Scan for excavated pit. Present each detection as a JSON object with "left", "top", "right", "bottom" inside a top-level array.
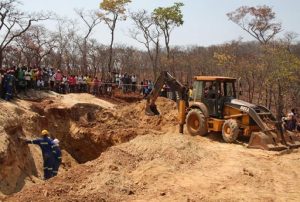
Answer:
[
  {"left": 0, "top": 94, "right": 178, "bottom": 199},
  {"left": 29, "top": 95, "right": 177, "bottom": 164},
  {"left": 30, "top": 101, "right": 138, "bottom": 163},
  {"left": 31, "top": 102, "right": 109, "bottom": 163}
]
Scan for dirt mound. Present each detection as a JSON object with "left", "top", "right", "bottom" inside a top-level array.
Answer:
[
  {"left": 1, "top": 93, "right": 179, "bottom": 199},
  {"left": 7, "top": 132, "right": 300, "bottom": 201},
  {"left": 116, "top": 96, "right": 178, "bottom": 130}
]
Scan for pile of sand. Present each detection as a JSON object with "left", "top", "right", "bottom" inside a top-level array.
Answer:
[{"left": 7, "top": 132, "right": 300, "bottom": 202}]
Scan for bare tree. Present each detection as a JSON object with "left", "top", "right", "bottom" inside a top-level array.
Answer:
[
  {"left": 130, "top": 10, "right": 161, "bottom": 79},
  {"left": 75, "top": 9, "right": 101, "bottom": 74},
  {"left": 283, "top": 31, "right": 299, "bottom": 53},
  {"left": 0, "top": 0, "right": 51, "bottom": 68}
]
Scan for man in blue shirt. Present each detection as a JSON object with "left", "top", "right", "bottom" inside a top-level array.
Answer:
[{"left": 22, "top": 130, "right": 56, "bottom": 180}]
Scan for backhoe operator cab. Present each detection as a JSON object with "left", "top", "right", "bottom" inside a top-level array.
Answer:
[{"left": 191, "top": 76, "right": 237, "bottom": 119}]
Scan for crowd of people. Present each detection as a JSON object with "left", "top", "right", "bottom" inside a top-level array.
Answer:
[{"left": 0, "top": 66, "right": 156, "bottom": 101}]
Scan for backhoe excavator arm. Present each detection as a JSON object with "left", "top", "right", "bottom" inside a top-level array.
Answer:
[{"left": 145, "top": 71, "right": 188, "bottom": 133}]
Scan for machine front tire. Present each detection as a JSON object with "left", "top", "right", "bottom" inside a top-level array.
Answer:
[
  {"left": 186, "top": 109, "right": 208, "bottom": 136},
  {"left": 222, "top": 119, "right": 240, "bottom": 143}
]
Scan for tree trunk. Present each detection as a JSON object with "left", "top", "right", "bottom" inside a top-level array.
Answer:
[
  {"left": 268, "top": 87, "right": 272, "bottom": 110},
  {"left": 276, "top": 82, "right": 284, "bottom": 120},
  {"left": 265, "top": 87, "right": 269, "bottom": 107},
  {"left": 108, "top": 29, "right": 115, "bottom": 73},
  {"left": 82, "top": 41, "right": 87, "bottom": 75},
  {"left": 0, "top": 50, "right": 3, "bottom": 69}
]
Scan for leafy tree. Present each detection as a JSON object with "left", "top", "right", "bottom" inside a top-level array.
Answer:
[
  {"left": 227, "top": 5, "right": 282, "bottom": 45},
  {"left": 152, "top": 2, "right": 184, "bottom": 73},
  {"left": 227, "top": 5, "right": 284, "bottom": 110},
  {"left": 99, "top": 0, "right": 131, "bottom": 73},
  {"left": 264, "top": 45, "right": 300, "bottom": 118}
]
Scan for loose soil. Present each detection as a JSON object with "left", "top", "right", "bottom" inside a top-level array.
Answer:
[{"left": 1, "top": 92, "right": 300, "bottom": 201}]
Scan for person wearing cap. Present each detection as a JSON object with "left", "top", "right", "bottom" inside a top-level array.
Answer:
[
  {"left": 51, "top": 138, "right": 62, "bottom": 176},
  {"left": 21, "top": 130, "right": 55, "bottom": 180}
]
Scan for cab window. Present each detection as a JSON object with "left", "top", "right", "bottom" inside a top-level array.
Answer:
[
  {"left": 192, "top": 81, "right": 202, "bottom": 100},
  {"left": 225, "top": 82, "right": 235, "bottom": 97}
]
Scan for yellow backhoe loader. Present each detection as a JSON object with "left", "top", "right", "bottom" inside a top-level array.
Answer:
[{"left": 146, "top": 71, "right": 300, "bottom": 150}]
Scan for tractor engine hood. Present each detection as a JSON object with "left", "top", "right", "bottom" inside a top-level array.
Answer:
[{"left": 228, "top": 99, "right": 257, "bottom": 108}]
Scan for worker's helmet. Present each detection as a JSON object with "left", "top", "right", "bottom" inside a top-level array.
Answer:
[
  {"left": 53, "top": 138, "right": 60, "bottom": 146},
  {"left": 41, "top": 130, "right": 49, "bottom": 136}
]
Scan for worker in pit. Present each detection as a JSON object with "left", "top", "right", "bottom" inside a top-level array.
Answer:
[
  {"left": 51, "top": 138, "right": 62, "bottom": 176},
  {"left": 20, "top": 130, "right": 55, "bottom": 180}
]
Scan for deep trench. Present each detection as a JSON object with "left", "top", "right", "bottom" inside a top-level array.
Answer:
[
  {"left": 0, "top": 97, "right": 145, "bottom": 197},
  {"left": 30, "top": 102, "right": 121, "bottom": 164}
]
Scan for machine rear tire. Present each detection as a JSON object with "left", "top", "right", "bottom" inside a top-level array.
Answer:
[
  {"left": 222, "top": 119, "right": 239, "bottom": 143},
  {"left": 186, "top": 109, "right": 208, "bottom": 136}
]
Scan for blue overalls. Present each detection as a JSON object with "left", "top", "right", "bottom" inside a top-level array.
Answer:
[
  {"left": 27, "top": 136, "right": 55, "bottom": 180},
  {"left": 4, "top": 74, "right": 15, "bottom": 101},
  {"left": 52, "top": 143, "right": 62, "bottom": 176}
]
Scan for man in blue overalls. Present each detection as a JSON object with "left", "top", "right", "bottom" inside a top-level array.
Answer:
[
  {"left": 23, "top": 130, "right": 55, "bottom": 180},
  {"left": 51, "top": 138, "right": 62, "bottom": 176},
  {"left": 3, "top": 70, "right": 16, "bottom": 101}
]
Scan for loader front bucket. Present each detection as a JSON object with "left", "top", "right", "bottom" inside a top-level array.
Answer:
[
  {"left": 145, "top": 103, "right": 160, "bottom": 116},
  {"left": 283, "top": 131, "right": 300, "bottom": 149},
  {"left": 248, "top": 131, "right": 288, "bottom": 151}
]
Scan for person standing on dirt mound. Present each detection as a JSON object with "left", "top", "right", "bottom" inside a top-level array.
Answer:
[
  {"left": 20, "top": 130, "right": 56, "bottom": 180},
  {"left": 3, "top": 70, "right": 16, "bottom": 101},
  {"left": 51, "top": 138, "right": 62, "bottom": 176}
]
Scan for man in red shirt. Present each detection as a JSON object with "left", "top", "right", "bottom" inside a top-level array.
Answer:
[{"left": 68, "top": 75, "right": 76, "bottom": 93}]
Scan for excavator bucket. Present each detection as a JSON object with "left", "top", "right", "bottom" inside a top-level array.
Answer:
[
  {"left": 145, "top": 103, "right": 160, "bottom": 116},
  {"left": 248, "top": 131, "right": 287, "bottom": 151},
  {"left": 248, "top": 131, "right": 300, "bottom": 151}
]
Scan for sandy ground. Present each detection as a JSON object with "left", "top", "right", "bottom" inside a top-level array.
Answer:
[
  {"left": 6, "top": 132, "right": 300, "bottom": 202},
  {"left": 1, "top": 93, "right": 300, "bottom": 201}
]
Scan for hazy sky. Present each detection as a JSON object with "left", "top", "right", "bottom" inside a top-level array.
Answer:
[{"left": 22, "top": 0, "right": 300, "bottom": 49}]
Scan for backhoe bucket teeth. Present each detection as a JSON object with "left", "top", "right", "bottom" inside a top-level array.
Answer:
[
  {"left": 283, "top": 131, "right": 300, "bottom": 148},
  {"left": 248, "top": 132, "right": 288, "bottom": 151},
  {"left": 145, "top": 104, "right": 160, "bottom": 116}
]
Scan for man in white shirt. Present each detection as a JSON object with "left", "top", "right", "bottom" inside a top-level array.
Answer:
[{"left": 131, "top": 75, "right": 137, "bottom": 92}]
